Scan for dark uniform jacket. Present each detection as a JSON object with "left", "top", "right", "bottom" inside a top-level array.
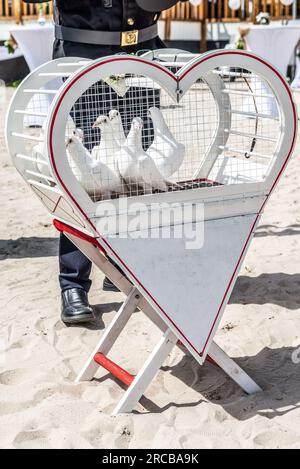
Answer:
[{"left": 22, "top": 1, "right": 171, "bottom": 59}]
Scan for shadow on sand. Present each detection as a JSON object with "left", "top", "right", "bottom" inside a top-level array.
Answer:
[
  {"left": 90, "top": 344, "right": 300, "bottom": 418},
  {"left": 230, "top": 273, "right": 300, "bottom": 310},
  {"left": 0, "top": 237, "right": 58, "bottom": 259},
  {"left": 131, "top": 345, "right": 300, "bottom": 417},
  {"left": 255, "top": 223, "right": 300, "bottom": 238},
  {"left": 3, "top": 235, "right": 300, "bottom": 418},
  {"left": 63, "top": 302, "right": 123, "bottom": 332}
]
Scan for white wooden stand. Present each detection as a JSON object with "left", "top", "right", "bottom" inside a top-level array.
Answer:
[{"left": 66, "top": 230, "right": 262, "bottom": 415}]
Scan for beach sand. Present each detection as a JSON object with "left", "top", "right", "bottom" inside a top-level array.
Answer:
[{"left": 0, "top": 85, "right": 300, "bottom": 449}]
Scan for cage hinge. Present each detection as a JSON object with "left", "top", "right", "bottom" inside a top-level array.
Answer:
[{"left": 176, "top": 82, "right": 183, "bottom": 103}]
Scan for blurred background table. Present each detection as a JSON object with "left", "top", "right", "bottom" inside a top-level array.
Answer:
[
  {"left": 10, "top": 23, "right": 54, "bottom": 71},
  {"left": 240, "top": 24, "right": 300, "bottom": 116},
  {"left": 242, "top": 24, "right": 300, "bottom": 76},
  {"left": 9, "top": 23, "right": 55, "bottom": 126}
]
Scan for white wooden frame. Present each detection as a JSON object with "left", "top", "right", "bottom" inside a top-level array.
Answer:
[
  {"left": 43, "top": 51, "right": 296, "bottom": 360},
  {"left": 47, "top": 51, "right": 296, "bottom": 222},
  {"left": 66, "top": 231, "right": 262, "bottom": 414},
  {"left": 5, "top": 50, "right": 297, "bottom": 414}
]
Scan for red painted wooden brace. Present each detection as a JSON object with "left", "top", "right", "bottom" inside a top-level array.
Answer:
[
  {"left": 53, "top": 219, "right": 106, "bottom": 254},
  {"left": 94, "top": 353, "right": 135, "bottom": 387}
]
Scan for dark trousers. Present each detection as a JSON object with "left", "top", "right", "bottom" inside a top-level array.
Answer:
[
  {"left": 59, "top": 84, "right": 160, "bottom": 292},
  {"left": 59, "top": 234, "right": 92, "bottom": 292}
]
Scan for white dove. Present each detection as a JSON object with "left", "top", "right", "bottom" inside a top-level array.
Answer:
[
  {"left": 115, "top": 117, "right": 169, "bottom": 194},
  {"left": 91, "top": 115, "right": 120, "bottom": 172},
  {"left": 147, "top": 107, "right": 185, "bottom": 179},
  {"left": 66, "top": 132, "right": 122, "bottom": 199},
  {"left": 69, "top": 128, "right": 84, "bottom": 142},
  {"left": 109, "top": 109, "right": 126, "bottom": 147}
]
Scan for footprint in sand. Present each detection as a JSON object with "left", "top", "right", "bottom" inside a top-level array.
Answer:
[
  {"left": 0, "top": 368, "right": 33, "bottom": 386},
  {"left": 13, "top": 430, "right": 50, "bottom": 449}
]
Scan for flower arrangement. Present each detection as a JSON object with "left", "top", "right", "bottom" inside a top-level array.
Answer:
[
  {"left": 256, "top": 12, "right": 271, "bottom": 25},
  {"left": 105, "top": 75, "right": 128, "bottom": 97},
  {"left": 107, "top": 74, "right": 126, "bottom": 85},
  {"left": 4, "top": 36, "right": 17, "bottom": 55},
  {"left": 235, "top": 36, "right": 245, "bottom": 50}
]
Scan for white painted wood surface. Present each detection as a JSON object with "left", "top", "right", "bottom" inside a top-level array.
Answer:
[
  {"left": 76, "top": 287, "right": 141, "bottom": 383},
  {"left": 113, "top": 329, "right": 178, "bottom": 414}
]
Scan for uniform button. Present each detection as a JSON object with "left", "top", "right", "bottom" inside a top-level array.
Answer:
[{"left": 127, "top": 18, "right": 135, "bottom": 26}]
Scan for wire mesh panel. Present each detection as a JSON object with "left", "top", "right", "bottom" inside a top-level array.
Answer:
[
  {"left": 6, "top": 52, "right": 294, "bottom": 225},
  {"left": 206, "top": 65, "right": 281, "bottom": 185},
  {"left": 62, "top": 60, "right": 282, "bottom": 203},
  {"left": 64, "top": 73, "right": 219, "bottom": 202}
]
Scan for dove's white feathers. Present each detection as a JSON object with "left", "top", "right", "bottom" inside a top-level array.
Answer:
[
  {"left": 147, "top": 107, "right": 185, "bottom": 179},
  {"left": 109, "top": 110, "right": 126, "bottom": 147},
  {"left": 32, "top": 122, "right": 84, "bottom": 184},
  {"left": 91, "top": 115, "right": 120, "bottom": 172},
  {"left": 115, "top": 117, "right": 169, "bottom": 193},
  {"left": 67, "top": 134, "right": 121, "bottom": 198}
]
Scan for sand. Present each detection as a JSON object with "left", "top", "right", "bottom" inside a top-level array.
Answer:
[{"left": 0, "top": 85, "right": 300, "bottom": 449}]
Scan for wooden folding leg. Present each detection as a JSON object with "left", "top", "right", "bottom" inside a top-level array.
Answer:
[
  {"left": 208, "top": 341, "right": 262, "bottom": 395},
  {"left": 76, "top": 287, "right": 141, "bottom": 383},
  {"left": 113, "top": 329, "right": 178, "bottom": 415},
  {"left": 66, "top": 231, "right": 262, "bottom": 410}
]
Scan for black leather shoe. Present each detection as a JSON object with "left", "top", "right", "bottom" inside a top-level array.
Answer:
[
  {"left": 102, "top": 276, "right": 121, "bottom": 293},
  {"left": 61, "top": 288, "right": 95, "bottom": 324},
  {"left": 103, "top": 257, "right": 130, "bottom": 292}
]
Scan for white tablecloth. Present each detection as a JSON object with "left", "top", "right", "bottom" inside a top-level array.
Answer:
[
  {"left": 245, "top": 24, "right": 300, "bottom": 75},
  {"left": 10, "top": 23, "right": 54, "bottom": 71},
  {"left": 10, "top": 23, "right": 55, "bottom": 125},
  {"left": 244, "top": 25, "right": 300, "bottom": 116}
]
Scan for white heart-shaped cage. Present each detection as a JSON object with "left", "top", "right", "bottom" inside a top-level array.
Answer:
[
  {"left": 5, "top": 49, "right": 298, "bottom": 359},
  {"left": 6, "top": 49, "right": 297, "bottom": 237}
]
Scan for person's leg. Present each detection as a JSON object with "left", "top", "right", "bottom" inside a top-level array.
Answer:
[
  {"left": 59, "top": 234, "right": 92, "bottom": 292},
  {"left": 67, "top": 83, "right": 124, "bottom": 292},
  {"left": 60, "top": 234, "right": 94, "bottom": 324},
  {"left": 60, "top": 81, "right": 153, "bottom": 298},
  {"left": 59, "top": 84, "right": 102, "bottom": 322}
]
